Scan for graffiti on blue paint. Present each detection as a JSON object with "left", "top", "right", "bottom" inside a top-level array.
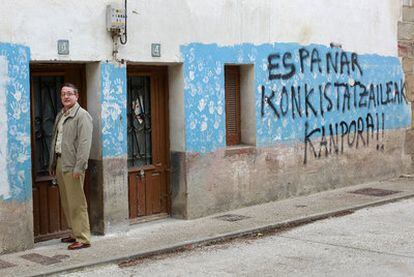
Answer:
[
  {"left": 181, "top": 43, "right": 411, "bottom": 162},
  {"left": 0, "top": 43, "right": 31, "bottom": 202},
  {"left": 260, "top": 46, "right": 409, "bottom": 163},
  {"left": 101, "top": 62, "right": 127, "bottom": 158}
]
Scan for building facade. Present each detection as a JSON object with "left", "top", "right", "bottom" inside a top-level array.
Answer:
[{"left": 0, "top": 0, "right": 413, "bottom": 253}]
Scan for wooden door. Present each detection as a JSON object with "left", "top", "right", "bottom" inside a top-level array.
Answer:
[
  {"left": 30, "top": 64, "right": 89, "bottom": 242},
  {"left": 127, "top": 66, "right": 170, "bottom": 220}
]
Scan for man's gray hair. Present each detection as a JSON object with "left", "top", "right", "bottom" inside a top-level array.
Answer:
[{"left": 61, "top": 82, "right": 79, "bottom": 94}]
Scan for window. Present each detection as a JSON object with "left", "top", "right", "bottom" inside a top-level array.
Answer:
[
  {"left": 225, "top": 65, "right": 241, "bottom": 146},
  {"left": 127, "top": 75, "right": 152, "bottom": 168}
]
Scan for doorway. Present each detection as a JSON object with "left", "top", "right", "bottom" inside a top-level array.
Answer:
[
  {"left": 30, "top": 64, "right": 90, "bottom": 242},
  {"left": 127, "top": 66, "right": 170, "bottom": 221}
]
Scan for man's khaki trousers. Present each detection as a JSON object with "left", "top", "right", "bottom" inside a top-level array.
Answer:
[{"left": 56, "top": 157, "right": 91, "bottom": 244}]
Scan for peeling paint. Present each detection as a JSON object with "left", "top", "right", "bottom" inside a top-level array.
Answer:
[
  {"left": 181, "top": 43, "right": 411, "bottom": 154},
  {"left": 0, "top": 56, "right": 10, "bottom": 200},
  {"left": 0, "top": 43, "right": 31, "bottom": 202},
  {"left": 100, "top": 62, "right": 127, "bottom": 158}
]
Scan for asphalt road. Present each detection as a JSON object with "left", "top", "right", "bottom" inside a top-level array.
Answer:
[{"left": 61, "top": 198, "right": 414, "bottom": 277}]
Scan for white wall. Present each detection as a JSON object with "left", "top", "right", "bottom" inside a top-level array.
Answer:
[
  {"left": 168, "top": 65, "right": 185, "bottom": 152},
  {"left": 86, "top": 62, "right": 102, "bottom": 160},
  {"left": 0, "top": 0, "right": 401, "bottom": 62},
  {"left": 240, "top": 64, "right": 256, "bottom": 145}
]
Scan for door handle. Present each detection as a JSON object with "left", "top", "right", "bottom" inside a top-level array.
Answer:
[
  {"left": 139, "top": 169, "right": 145, "bottom": 177},
  {"left": 49, "top": 177, "right": 58, "bottom": 187}
]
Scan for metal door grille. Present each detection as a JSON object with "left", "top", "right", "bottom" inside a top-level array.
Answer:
[
  {"left": 32, "top": 76, "right": 63, "bottom": 176},
  {"left": 127, "top": 76, "right": 152, "bottom": 168}
]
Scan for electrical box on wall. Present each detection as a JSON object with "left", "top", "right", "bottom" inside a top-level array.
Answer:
[{"left": 106, "top": 4, "right": 126, "bottom": 32}]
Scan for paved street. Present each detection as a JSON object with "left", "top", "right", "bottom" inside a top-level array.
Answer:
[{"left": 61, "top": 198, "right": 414, "bottom": 277}]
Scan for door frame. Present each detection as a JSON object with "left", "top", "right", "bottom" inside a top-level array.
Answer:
[{"left": 127, "top": 65, "right": 171, "bottom": 219}]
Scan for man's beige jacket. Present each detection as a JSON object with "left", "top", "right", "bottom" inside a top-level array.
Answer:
[{"left": 49, "top": 103, "right": 93, "bottom": 174}]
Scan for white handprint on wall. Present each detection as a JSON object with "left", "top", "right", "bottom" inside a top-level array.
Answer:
[{"left": 0, "top": 56, "right": 10, "bottom": 200}]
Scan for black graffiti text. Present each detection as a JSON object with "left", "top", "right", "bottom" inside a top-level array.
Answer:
[
  {"left": 303, "top": 112, "right": 385, "bottom": 164},
  {"left": 261, "top": 80, "right": 407, "bottom": 120},
  {"left": 268, "top": 47, "right": 363, "bottom": 81}
]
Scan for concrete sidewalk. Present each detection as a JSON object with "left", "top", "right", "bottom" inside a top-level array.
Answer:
[{"left": 1, "top": 177, "right": 414, "bottom": 277}]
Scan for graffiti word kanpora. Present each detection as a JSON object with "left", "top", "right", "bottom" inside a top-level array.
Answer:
[{"left": 260, "top": 47, "right": 408, "bottom": 164}]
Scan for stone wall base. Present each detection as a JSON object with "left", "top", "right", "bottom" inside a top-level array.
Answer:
[
  {"left": 172, "top": 129, "right": 410, "bottom": 219},
  {"left": 0, "top": 201, "right": 33, "bottom": 254}
]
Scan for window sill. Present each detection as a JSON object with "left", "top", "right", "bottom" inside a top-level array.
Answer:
[{"left": 224, "top": 145, "right": 256, "bottom": 157}]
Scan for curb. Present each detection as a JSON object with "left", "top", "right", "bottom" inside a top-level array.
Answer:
[{"left": 33, "top": 192, "right": 414, "bottom": 276}]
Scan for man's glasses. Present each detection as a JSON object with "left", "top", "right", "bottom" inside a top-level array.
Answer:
[{"left": 61, "top": 92, "right": 77, "bottom": 97}]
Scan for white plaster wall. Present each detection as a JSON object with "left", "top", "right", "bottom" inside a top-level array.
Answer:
[
  {"left": 169, "top": 65, "right": 185, "bottom": 152},
  {"left": 0, "top": 0, "right": 401, "bottom": 62},
  {"left": 240, "top": 64, "right": 256, "bottom": 145},
  {"left": 0, "top": 57, "right": 10, "bottom": 199},
  {"left": 86, "top": 62, "right": 102, "bottom": 160}
]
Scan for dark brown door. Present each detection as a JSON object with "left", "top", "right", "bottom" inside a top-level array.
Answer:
[
  {"left": 127, "top": 66, "right": 170, "bottom": 220},
  {"left": 30, "top": 64, "right": 89, "bottom": 242}
]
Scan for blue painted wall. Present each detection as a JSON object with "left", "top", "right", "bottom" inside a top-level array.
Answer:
[
  {"left": 100, "top": 62, "right": 128, "bottom": 158},
  {"left": 0, "top": 43, "right": 31, "bottom": 202},
  {"left": 181, "top": 43, "right": 411, "bottom": 154}
]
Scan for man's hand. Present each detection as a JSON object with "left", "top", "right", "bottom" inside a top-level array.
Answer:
[{"left": 73, "top": 172, "right": 81, "bottom": 179}]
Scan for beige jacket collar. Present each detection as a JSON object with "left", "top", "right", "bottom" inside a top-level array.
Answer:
[{"left": 62, "top": 102, "right": 80, "bottom": 118}]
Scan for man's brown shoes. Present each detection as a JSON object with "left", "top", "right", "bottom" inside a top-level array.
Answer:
[
  {"left": 61, "top": 237, "right": 76, "bottom": 243},
  {"left": 61, "top": 236, "right": 91, "bottom": 250},
  {"left": 68, "top": 242, "right": 91, "bottom": 250}
]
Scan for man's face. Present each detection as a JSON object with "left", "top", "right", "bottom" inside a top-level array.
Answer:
[{"left": 60, "top": 86, "right": 79, "bottom": 110}]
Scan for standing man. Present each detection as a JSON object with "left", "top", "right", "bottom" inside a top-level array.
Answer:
[{"left": 49, "top": 82, "right": 93, "bottom": 250}]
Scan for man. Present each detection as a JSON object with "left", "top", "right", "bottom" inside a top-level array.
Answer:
[{"left": 49, "top": 82, "right": 93, "bottom": 250}]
